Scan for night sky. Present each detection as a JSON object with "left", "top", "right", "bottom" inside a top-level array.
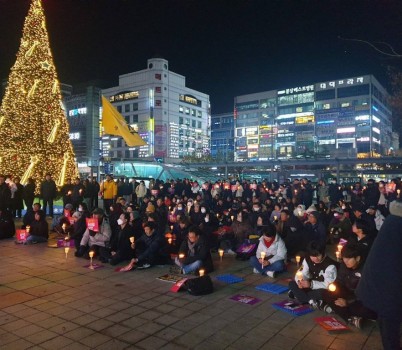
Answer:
[{"left": 1, "top": 0, "right": 402, "bottom": 113}]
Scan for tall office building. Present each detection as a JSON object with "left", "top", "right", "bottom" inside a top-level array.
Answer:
[
  {"left": 233, "top": 75, "right": 392, "bottom": 161},
  {"left": 64, "top": 85, "right": 102, "bottom": 174},
  {"left": 102, "top": 58, "right": 210, "bottom": 162},
  {"left": 211, "top": 112, "right": 235, "bottom": 161}
]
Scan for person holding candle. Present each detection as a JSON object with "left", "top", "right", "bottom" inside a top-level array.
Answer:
[
  {"left": 101, "top": 212, "right": 135, "bottom": 265},
  {"left": 320, "top": 244, "right": 376, "bottom": 329},
  {"left": 121, "top": 222, "right": 170, "bottom": 270},
  {"left": 60, "top": 178, "right": 73, "bottom": 209},
  {"left": 24, "top": 209, "right": 49, "bottom": 244},
  {"left": 288, "top": 240, "right": 337, "bottom": 309},
  {"left": 348, "top": 219, "right": 374, "bottom": 262},
  {"left": 250, "top": 224, "right": 287, "bottom": 278},
  {"left": 173, "top": 226, "right": 214, "bottom": 275},
  {"left": 22, "top": 202, "right": 41, "bottom": 228},
  {"left": 75, "top": 208, "right": 111, "bottom": 258},
  {"left": 328, "top": 207, "right": 352, "bottom": 243}
]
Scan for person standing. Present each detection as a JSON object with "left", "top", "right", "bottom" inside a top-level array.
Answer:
[
  {"left": 90, "top": 177, "right": 100, "bottom": 209},
  {"left": 13, "top": 176, "right": 24, "bottom": 218},
  {"left": 100, "top": 174, "right": 117, "bottom": 215},
  {"left": 40, "top": 173, "right": 57, "bottom": 218},
  {"left": 23, "top": 178, "right": 36, "bottom": 212},
  {"left": 0, "top": 174, "right": 11, "bottom": 213},
  {"left": 357, "top": 199, "right": 402, "bottom": 350}
]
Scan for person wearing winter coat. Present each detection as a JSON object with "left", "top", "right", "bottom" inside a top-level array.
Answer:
[
  {"left": 102, "top": 212, "right": 135, "bottom": 265},
  {"left": 288, "top": 241, "right": 337, "bottom": 309},
  {"left": 25, "top": 209, "right": 49, "bottom": 244},
  {"left": 0, "top": 182, "right": 11, "bottom": 215},
  {"left": 357, "top": 199, "right": 402, "bottom": 350},
  {"left": 23, "top": 178, "right": 36, "bottom": 211},
  {"left": 250, "top": 224, "right": 287, "bottom": 278},
  {"left": 320, "top": 243, "right": 376, "bottom": 329},
  {"left": 75, "top": 208, "right": 112, "bottom": 258},
  {"left": 100, "top": 175, "right": 117, "bottom": 215},
  {"left": 175, "top": 225, "right": 214, "bottom": 275},
  {"left": 135, "top": 181, "right": 147, "bottom": 205},
  {"left": 0, "top": 209, "right": 15, "bottom": 239},
  {"left": 40, "top": 173, "right": 57, "bottom": 217},
  {"left": 12, "top": 176, "right": 24, "bottom": 218}
]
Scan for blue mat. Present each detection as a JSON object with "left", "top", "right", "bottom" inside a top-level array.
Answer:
[
  {"left": 272, "top": 299, "right": 314, "bottom": 316},
  {"left": 255, "top": 283, "right": 288, "bottom": 294},
  {"left": 216, "top": 274, "right": 245, "bottom": 284}
]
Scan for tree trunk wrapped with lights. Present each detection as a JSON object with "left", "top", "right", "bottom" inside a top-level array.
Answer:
[{"left": 0, "top": 0, "right": 78, "bottom": 192}]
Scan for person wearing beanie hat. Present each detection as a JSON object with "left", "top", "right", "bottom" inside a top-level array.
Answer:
[{"left": 145, "top": 202, "right": 155, "bottom": 214}]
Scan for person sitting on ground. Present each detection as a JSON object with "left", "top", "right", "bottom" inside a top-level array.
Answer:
[
  {"left": 304, "top": 211, "right": 327, "bottom": 248},
  {"left": 250, "top": 224, "right": 287, "bottom": 278},
  {"left": 101, "top": 212, "right": 135, "bottom": 265},
  {"left": 320, "top": 243, "right": 376, "bottom": 329},
  {"left": 276, "top": 209, "right": 304, "bottom": 258},
  {"left": 348, "top": 219, "right": 374, "bottom": 262},
  {"left": 75, "top": 208, "right": 111, "bottom": 258},
  {"left": 0, "top": 208, "right": 15, "bottom": 239},
  {"left": 120, "top": 222, "right": 170, "bottom": 271},
  {"left": 70, "top": 203, "right": 90, "bottom": 249},
  {"left": 288, "top": 240, "right": 337, "bottom": 309},
  {"left": 22, "top": 202, "right": 41, "bottom": 228},
  {"left": 173, "top": 225, "right": 214, "bottom": 275},
  {"left": 52, "top": 203, "right": 74, "bottom": 233},
  {"left": 220, "top": 210, "right": 252, "bottom": 255},
  {"left": 328, "top": 207, "right": 352, "bottom": 243},
  {"left": 25, "top": 209, "right": 49, "bottom": 244}
]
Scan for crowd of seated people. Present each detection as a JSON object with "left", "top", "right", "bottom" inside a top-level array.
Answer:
[{"left": 3, "top": 174, "right": 402, "bottom": 345}]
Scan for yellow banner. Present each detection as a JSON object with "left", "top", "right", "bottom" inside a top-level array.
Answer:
[{"left": 102, "top": 96, "right": 147, "bottom": 147}]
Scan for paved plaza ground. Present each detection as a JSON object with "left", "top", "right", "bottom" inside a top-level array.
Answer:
[{"left": 0, "top": 233, "right": 387, "bottom": 350}]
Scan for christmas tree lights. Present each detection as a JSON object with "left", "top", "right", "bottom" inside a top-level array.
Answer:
[{"left": 0, "top": 0, "right": 78, "bottom": 192}]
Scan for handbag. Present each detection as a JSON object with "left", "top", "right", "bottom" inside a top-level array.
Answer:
[{"left": 184, "top": 275, "right": 214, "bottom": 295}]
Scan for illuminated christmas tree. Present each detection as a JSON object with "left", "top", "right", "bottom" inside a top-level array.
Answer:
[{"left": 0, "top": 0, "right": 78, "bottom": 192}]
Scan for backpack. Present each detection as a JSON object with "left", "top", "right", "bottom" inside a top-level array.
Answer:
[{"left": 184, "top": 275, "right": 214, "bottom": 295}]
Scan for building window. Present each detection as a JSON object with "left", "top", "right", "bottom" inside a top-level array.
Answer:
[
  {"left": 125, "top": 150, "right": 131, "bottom": 158},
  {"left": 125, "top": 115, "right": 130, "bottom": 124},
  {"left": 132, "top": 115, "right": 138, "bottom": 123},
  {"left": 192, "top": 120, "right": 196, "bottom": 127},
  {"left": 179, "top": 105, "right": 184, "bottom": 113},
  {"left": 316, "top": 89, "right": 336, "bottom": 101},
  {"left": 185, "top": 108, "right": 190, "bottom": 115},
  {"left": 133, "top": 103, "right": 138, "bottom": 111},
  {"left": 191, "top": 109, "right": 196, "bottom": 116},
  {"left": 117, "top": 105, "right": 122, "bottom": 113},
  {"left": 155, "top": 73, "right": 161, "bottom": 80},
  {"left": 179, "top": 117, "right": 183, "bottom": 124},
  {"left": 155, "top": 86, "right": 161, "bottom": 93},
  {"left": 125, "top": 104, "right": 130, "bottom": 112},
  {"left": 198, "top": 121, "right": 201, "bottom": 128}
]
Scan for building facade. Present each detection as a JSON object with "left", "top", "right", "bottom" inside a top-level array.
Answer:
[
  {"left": 211, "top": 112, "right": 235, "bottom": 161},
  {"left": 233, "top": 75, "right": 393, "bottom": 161},
  {"left": 64, "top": 85, "right": 102, "bottom": 174},
  {"left": 102, "top": 58, "right": 210, "bottom": 162}
]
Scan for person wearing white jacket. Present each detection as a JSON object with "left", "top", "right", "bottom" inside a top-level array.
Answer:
[
  {"left": 250, "top": 224, "right": 287, "bottom": 278},
  {"left": 288, "top": 240, "right": 337, "bottom": 309}
]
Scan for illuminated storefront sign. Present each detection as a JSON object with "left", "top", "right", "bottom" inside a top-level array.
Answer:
[
  {"left": 372, "top": 115, "right": 380, "bottom": 123},
  {"left": 318, "top": 76, "right": 365, "bottom": 90},
  {"left": 372, "top": 127, "right": 380, "bottom": 134},
  {"left": 295, "top": 115, "right": 314, "bottom": 124},
  {"left": 109, "top": 91, "right": 139, "bottom": 102},
  {"left": 357, "top": 137, "right": 370, "bottom": 142},
  {"left": 355, "top": 115, "right": 369, "bottom": 121},
  {"left": 68, "top": 107, "right": 87, "bottom": 116},
  {"left": 179, "top": 94, "right": 202, "bottom": 107},
  {"left": 278, "top": 85, "right": 314, "bottom": 95},
  {"left": 69, "top": 132, "right": 80, "bottom": 140},
  {"left": 337, "top": 127, "right": 355, "bottom": 134}
]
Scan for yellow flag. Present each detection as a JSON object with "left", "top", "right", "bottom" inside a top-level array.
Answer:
[{"left": 102, "top": 96, "right": 147, "bottom": 147}]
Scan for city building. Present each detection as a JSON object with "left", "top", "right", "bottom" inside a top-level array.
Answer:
[
  {"left": 102, "top": 58, "right": 210, "bottom": 163},
  {"left": 233, "top": 75, "right": 393, "bottom": 161},
  {"left": 64, "top": 84, "right": 102, "bottom": 175},
  {"left": 211, "top": 112, "right": 235, "bottom": 161}
]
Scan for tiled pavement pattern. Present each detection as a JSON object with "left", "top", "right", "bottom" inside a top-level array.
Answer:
[{"left": 0, "top": 237, "right": 386, "bottom": 350}]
